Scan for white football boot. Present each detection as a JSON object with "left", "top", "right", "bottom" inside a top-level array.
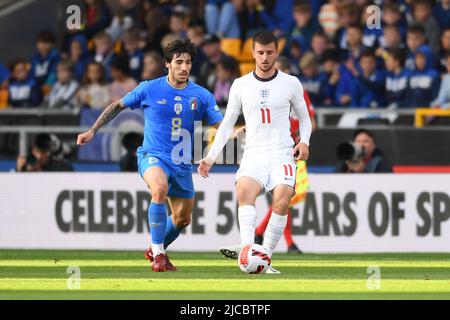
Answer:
[{"left": 265, "top": 265, "right": 281, "bottom": 274}]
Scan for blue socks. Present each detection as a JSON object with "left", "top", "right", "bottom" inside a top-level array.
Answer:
[
  {"left": 164, "top": 215, "right": 182, "bottom": 249},
  {"left": 148, "top": 202, "right": 167, "bottom": 245},
  {"left": 148, "top": 202, "right": 183, "bottom": 249}
]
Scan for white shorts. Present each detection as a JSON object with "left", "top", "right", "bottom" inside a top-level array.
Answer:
[{"left": 235, "top": 157, "right": 297, "bottom": 193}]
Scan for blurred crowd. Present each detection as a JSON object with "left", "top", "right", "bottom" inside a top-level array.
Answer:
[{"left": 0, "top": 0, "right": 449, "bottom": 113}]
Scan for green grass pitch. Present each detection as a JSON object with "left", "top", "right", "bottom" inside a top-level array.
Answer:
[{"left": 1, "top": 250, "right": 449, "bottom": 300}]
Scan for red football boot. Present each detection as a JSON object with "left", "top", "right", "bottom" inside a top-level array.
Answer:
[
  {"left": 152, "top": 253, "right": 178, "bottom": 272},
  {"left": 144, "top": 247, "right": 154, "bottom": 262}
]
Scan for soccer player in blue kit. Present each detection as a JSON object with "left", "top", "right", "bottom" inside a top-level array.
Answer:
[{"left": 77, "top": 39, "right": 223, "bottom": 272}]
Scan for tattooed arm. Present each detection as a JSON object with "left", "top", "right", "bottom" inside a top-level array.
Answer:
[{"left": 77, "top": 99, "right": 126, "bottom": 145}]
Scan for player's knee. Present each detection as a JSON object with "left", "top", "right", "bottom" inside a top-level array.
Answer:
[
  {"left": 237, "top": 189, "right": 257, "bottom": 205},
  {"left": 151, "top": 187, "right": 168, "bottom": 203},
  {"left": 173, "top": 215, "right": 191, "bottom": 228},
  {"left": 273, "top": 199, "right": 291, "bottom": 213}
]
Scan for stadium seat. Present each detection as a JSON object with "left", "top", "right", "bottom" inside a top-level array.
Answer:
[
  {"left": 220, "top": 38, "right": 241, "bottom": 60},
  {"left": 239, "top": 62, "right": 254, "bottom": 75},
  {"left": 0, "top": 89, "right": 8, "bottom": 109},
  {"left": 239, "top": 37, "right": 254, "bottom": 62}
]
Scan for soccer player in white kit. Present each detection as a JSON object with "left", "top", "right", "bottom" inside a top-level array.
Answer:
[{"left": 197, "top": 31, "right": 312, "bottom": 273}]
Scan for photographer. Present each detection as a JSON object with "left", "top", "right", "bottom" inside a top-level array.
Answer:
[
  {"left": 16, "top": 133, "right": 73, "bottom": 172},
  {"left": 335, "top": 129, "right": 393, "bottom": 173}
]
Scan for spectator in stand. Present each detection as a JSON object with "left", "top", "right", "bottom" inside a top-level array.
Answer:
[
  {"left": 47, "top": 60, "right": 80, "bottom": 109},
  {"left": 268, "top": 0, "right": 295, "bottom": 37},
  {"left": 385, "top": 48, "right": 412, "bottom": 108},
  {"left": 289, "top": 0, "right": 321, "bottom": 52},
  {"left": 344, "top": 25, "right": 365, "bottom": 68},
  {"left": 321, "top": 49, "right": 354, "bottom": 107},
  {"left": 380, "top": 3, "right": 407, "bottom": 45},
  {"left": 318, "top": 0, "right": 341, "bottom": 40},
  {"left": 311, "top": 31, "right": 332, "bottom": 65},
  {"left": 8, "top": 59, "right": 42, "bottom": 108},
  {"left": 16, "top": 133, "right": 73, "bottom": 172},
  {"left": 432, "top": 0, "right": 450, "bottom": 30},
  {"left": 376, "top": 25, "right": 405, "bottom": 61},
  {"left": 242, "top": 0, "right": 278, "bottom": 38},
  {"left": 105, "top": 5, "right": 134, "bottom": 42},
  {"left": 140, "top": 0, "right": 170, "bottom": 52},
  {"left": 123, "top": 28, "right": 145, "bottom": 82},
  {"left": 204, "top": 0, "right": 243, "bottom": 38},
  {"left": 407, "top": 49, "right": 440, "bottom": 107},
  {"left": 119, "top": 132, "right": 143, "bottom": 172},
  {"left": 187, "top": 24, "right": 208, "bottom": 80},
  {"left": 286, "top": 39, "right": 303, "bottom": 75},
  {"left": 348, "top": 50, "right": 386, "bottom": 108},
  {"left": 431, "top": 53, "right": 450, "bottom": 109},
  {"left": 31, "top": 30, "right": 60, "bottom": 90},
  {"left": 405, "top": 25, "right": 434, "bottom": 70},
  {"left": 199, "top": 34, "right": 238, "bottom": 91},
  {"left": 77, "top": 62, "right": 111, "bottom": 109},
  {"left": 410, "top": 0, "right": 441, "bottom": 56},
  {"left": 68, "top": 35, "right": 90, "bottom": 82},
  {"left": 141, "top": 51, "right": 165, "bottom": 81},
  {"left": 118, "top": 0, "right": 141, "bottom": 25},
  {"left": 110, "top": 57, "right": 137, "bottom": 102},
  {"left": 438, "top": 28, "right": 450, "bottom": 73},
  {"left": 335, "top": 128, "right": 393, "bottom": 173},
  {"left": 84, "top": 0, "right": 112, "bottom": 40},
  {"left": 335, "top": 4, "right": 362, "bottom": 51},
  {"left": 169, "top": 10, "right": 188, "bottom": 39},
  {"left": 92, "top": 32, "right": 118, "bottom": 81},
  {"left": 214, "top": 57, "right": 239, "bottom": 106},
  {"left": 299, "top": 52, "right": 330, "bottom": 107}
]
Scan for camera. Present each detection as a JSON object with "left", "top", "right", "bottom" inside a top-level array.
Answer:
[{"left": 337, "top": 141, "right": 365, "bottom": 163}]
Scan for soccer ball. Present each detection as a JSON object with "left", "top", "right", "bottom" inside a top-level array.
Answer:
[{"left": 238, "top": 244, "right": 271, "bottom": 274}]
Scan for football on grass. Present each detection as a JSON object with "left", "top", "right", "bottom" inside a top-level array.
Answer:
[{"left": 238, "top": 244, "right": 271, "bottom": 274}]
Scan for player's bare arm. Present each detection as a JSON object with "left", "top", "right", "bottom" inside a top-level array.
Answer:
[
  {"left": 76, "top": 99, "right": 126, "bottom": 145},
  {"left": 196, "top": 121, "right": 222, "bottom": 178}
]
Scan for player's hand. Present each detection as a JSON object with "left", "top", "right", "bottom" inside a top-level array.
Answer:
[
  {"left": 77, "top": 130, "right": 95, "bottom": 145},
  {"left": 234, "top": 126, "right": 246, "bottom": 139},
  {"left": 292, "top": 142, "right": 309, "bottom": 161},
  {"left": 196, "top": 157, "right": 214, "bottom": 178}
]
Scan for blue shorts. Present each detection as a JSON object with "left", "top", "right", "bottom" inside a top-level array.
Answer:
[{"left": 137, "top": 152, "right": 195, "bottom": 199}]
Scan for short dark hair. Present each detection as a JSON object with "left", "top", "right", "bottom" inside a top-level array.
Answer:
[
  {"left": 322, "top": 49, "right": 341, "bottom": 63},
  {"left": 276, "top": 56, "right": 291, "bottom": 71},
  {"left": 353, "top": 128, "right": 375, "bottom": 142},
  {"left": 8, "top": 58, "right": 28, "bottom": 72},
  {"left": 252, "top": 31, "right": 278, "bottom": 50},
  {"left": 110, "top": 56, "right": 130, "bottom": 75},
  {"left": 58, "top": 59, "right": 75, "bottom": 73},
  {"left": 408, "top": 24, "right": 426, "bottom": 36},
  {"left": 33, "top": 133, "right": 52, "bottom": 153},
  {"left": 163, "top": 38, "right": 196, "bottom": 63},
  {"left": 360, "top": 49, "right": 376, "bottom": 60},
  {"left": 37, "top": 30, "right": 56, "bottom": 44},
  {"left": 293, "top": 0, "right": 311, "bottom": 12},
  {"left": 388, "top": 48, "right": 407, "bottom": 67}
]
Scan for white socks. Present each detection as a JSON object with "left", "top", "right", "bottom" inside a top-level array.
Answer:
[
  {"left": 238, "top": 205, "right": 257, "bottom": 245},
  {"left": 263, "top": 212, "right": 288, "bottom": 257},
  {"left": 152, "top": 243, "right": 165, "bottom": 256}
]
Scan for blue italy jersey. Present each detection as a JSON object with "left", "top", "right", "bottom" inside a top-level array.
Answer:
[{"left": 122, "top": 76, "right": 223, "bottom": 175}]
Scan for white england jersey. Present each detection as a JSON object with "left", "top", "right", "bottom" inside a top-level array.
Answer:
[{"left": 207, "top": 70, "right": 312, "bottom": 163}]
